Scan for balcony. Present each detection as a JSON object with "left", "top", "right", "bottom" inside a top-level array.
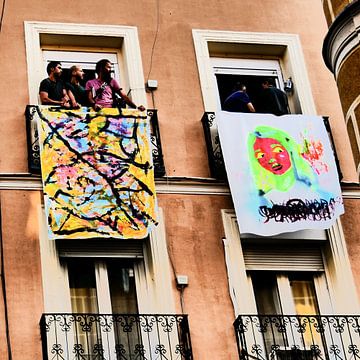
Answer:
[
  {"left": 201, "top": 112, "right": 342, "bottom": 181},
  {"left": 234, "top": 315, "right": 360, "bottom": 360},
  {"left": 201, "top": 112, "right": 226, "bottom": 180},
  {"left": 25, "top": 105, "right": 165, "bottom": 178},
  {"left": 40, "top": 313, "right": 193, "bottom": 360}
]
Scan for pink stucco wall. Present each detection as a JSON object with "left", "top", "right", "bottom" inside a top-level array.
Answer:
[{"left": 0, "top": 0, "right": 359, "bottom": 359}]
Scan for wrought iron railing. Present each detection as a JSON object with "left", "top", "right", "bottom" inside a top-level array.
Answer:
[
  {"left": 201, "top": 112, "right": 226, "bottom": 180},
  {"left": 234, "top": 315, "right": 360, "bottom": 360},
  {"left": 25, "top": 106, "right": 165, "bottom": 178},
  {"left": 40, "top": 313, "right": 193, "bottom": 360}
]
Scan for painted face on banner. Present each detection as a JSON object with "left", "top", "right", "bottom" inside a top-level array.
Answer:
[{"left": 253, "top": 137, "right": 291, "bottom": 175}]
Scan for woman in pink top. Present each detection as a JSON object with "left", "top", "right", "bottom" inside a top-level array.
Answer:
[{"left": 86, "top": 59, "right": 145, "bottom": 111}]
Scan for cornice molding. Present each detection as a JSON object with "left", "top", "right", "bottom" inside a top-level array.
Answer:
[
  {"left": 0, "top": 174, "right": 231, "bottom": 195},
  {"left": 1, "top": 174, "right": 359, "bottom": 198},
  {"left": 322, "top": 0, "right": 360, "bottom": 77}
]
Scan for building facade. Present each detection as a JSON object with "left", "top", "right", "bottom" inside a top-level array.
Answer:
[{"left": 0, "top": 0, "right": 359, "bottom": 359}]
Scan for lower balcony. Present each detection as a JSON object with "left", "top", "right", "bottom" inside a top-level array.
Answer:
[
  {"left": 40, "top": 313, "right": 192, "bottom": 360},
  {"left": 234, "top": 315, "right": 360, "bottom": 360}
]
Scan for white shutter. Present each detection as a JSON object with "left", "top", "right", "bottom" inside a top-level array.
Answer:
[
  {"left": 242, "top": 244, "right": 324, "bottom": 271},
  {"left": 57, "top": 239, "right": 144, "bottom": 258}
]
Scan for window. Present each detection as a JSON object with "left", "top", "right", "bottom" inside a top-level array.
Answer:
[
  {"left": 67, "top": 258, "right": 138, "bottom": 314},
  {"left": 221, "top": 209, "right": 359, "bottom": 315},
  {"left": 251, "top": 271, "right": 323, "bottom": 353},
  {"left": 192, "top": 29, "right": 316, "bottom": 114},
  {"left": 251, "top": 272, "right": 321, "bottom": 316},
  {"left": 211, "top": 58, "right": 288, "bottom": 113},
  {"left": 24, "top": 22, "right": 147, "bottom": 107},
  {"left": 66, "top": 258, "right": 139, "bottom": 359},
  {"left": 39, "top": 207, "right": 175, "bottom": 315},
  {"left": 39, "top": 207, "right": 177, "bottom": 358},
  {"left": 41, "top": 50, "right": 124, "bottom": 93}
]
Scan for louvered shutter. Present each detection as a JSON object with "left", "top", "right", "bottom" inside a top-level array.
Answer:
[
  {"left": 242, "top": 244, "right": 324, "bottom": 271},
  {"left": 57, "top": 239, "right": 144, "bottom": 258}
]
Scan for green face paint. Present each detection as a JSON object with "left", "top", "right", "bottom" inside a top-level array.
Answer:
[{"left": 248, "top": 126, "right": 315, "bottom": 195}]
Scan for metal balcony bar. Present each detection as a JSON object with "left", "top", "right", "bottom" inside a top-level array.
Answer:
[
  {"left": 25, "top": 105, "right": 165, "bottom": 178},
  {"left": 201, "top": 112, "right": 226, "bottom": 180},
  {"left": 40, "top": 313, "right": 193, "bottom": 360},
  {"left": 234, "top": 315, "right": 360, "bottom": 360}
]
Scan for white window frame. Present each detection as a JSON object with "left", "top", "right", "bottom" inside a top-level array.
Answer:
[
  {"left": 41, "top": 50, "right": 123, "bottom": 84},
  {"left": 39, "top": 207, "right": 175, "bottom": 315},
  {"left": 221, "top": 209, "right": 360, "bottom": 316},
  {"left": 211, "top": 57, "right": 286, "bottom": 111},
  {"left": 24, "top": 21, "right": 147, "bottom": 107},
  {"left": 192, "top": 29, "right": 317, "bottom": 114}
]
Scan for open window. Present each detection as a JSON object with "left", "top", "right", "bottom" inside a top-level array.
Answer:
[
  {"left": 24, "top": 22, "right": 147, "bottom": 107},
  {"left": 41, "top": 50, "right": 124, "bottom": 93},
  {"left": 211, "top": 58, "right": 288, "bottom": 113}
]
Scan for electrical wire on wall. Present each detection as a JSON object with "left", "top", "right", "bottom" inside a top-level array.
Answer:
[
  {"left": 146, "top": 0, "right": 160, "bottom": 109},
  {"left": 146, "top": 0, "right": 160, "bottom": 82},
  {"left": 0, "top": 0, "right": 6, "bottom": 32},
  {"left": 166, "top": 241, "right": 187, "bottom": 314},
  {"left": 0, "top": 196, "right": 13, "bottom": 360}
]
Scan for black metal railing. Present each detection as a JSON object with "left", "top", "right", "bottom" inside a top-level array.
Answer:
[
  {"left": 234, "top": 315, "right": 360, "bottom": 360},
  {"left": 201, "top": 112, "right": 226, "bottom": 180},
  {"left": 40, "top": 313, "right": 193, "bottom": 360},
  {"left": 25, "top": 105, "right": 165, "bottom": 178}
]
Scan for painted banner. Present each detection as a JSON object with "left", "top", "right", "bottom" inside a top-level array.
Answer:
[
  {"left": 217, "top": 112, "right": 344, "bottom": 236},
  {"left": 36, "top": 106, "right": 157, "bottom": 240}
]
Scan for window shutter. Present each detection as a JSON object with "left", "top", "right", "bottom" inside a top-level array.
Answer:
[
  {"left": 242, "top": 244, "right": 324, "bottom": 271},
  {"left": 57, "top": 239, "right": 144, "bottom": 259}
]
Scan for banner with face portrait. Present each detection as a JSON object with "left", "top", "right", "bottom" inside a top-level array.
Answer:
[{"left": 217, "top": 112, "right": 344, "bottom": 236}]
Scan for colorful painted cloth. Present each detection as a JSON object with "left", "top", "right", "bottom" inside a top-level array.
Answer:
[
  {"left": 218, "top": 112, "right": 344, "bottom": 236},
  {"left": 37, "top": 106, "right": 157, "bottom": 240}
]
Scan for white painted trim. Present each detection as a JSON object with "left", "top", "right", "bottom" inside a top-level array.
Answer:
[
  {"left": 38, "top": 206, "right": 72, "bottom": 312},
  {"left": 221, "top": 209, "right": 257, "bottom": 316},
  {"left": 0, "top": 174, "right": 231, "bottom": 194},
  {"left": 326, "top": 218, "right": 360, "bottom": 314},
  {"left": 145, "top": 207, "right": 175, "bottom": 313},
  {"left": 95, "top": 262, "right": 112, "bottom": 313},
  {"left": 221, "top": 209, "right": 360, "bottom": 315},
  {"left": 24, "top": 21, "right": 147, "bottom": 106},
  {"left": 2, "top": 175, "right": 360, "bottom": 198},
  {"left": 192, "top": 29, "right": 317, "bottom": 114}
]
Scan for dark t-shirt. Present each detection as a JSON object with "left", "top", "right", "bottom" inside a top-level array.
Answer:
[
  {"left": 66, "top": 82, "right": 87, "bottom": 105},
  {"left": 223, "top": 91, "right": 251, "bottom": 112},
  {"left": 260, "top": 87, "right": 289, "bottom": 116},
  {"left": 39, "top": 78, "right": 65, "bottom": 103}
]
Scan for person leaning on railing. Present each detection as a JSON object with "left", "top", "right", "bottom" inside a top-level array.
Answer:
[
  {"left": 86, "top": 59, "right": 145, "bottom": 112},
  {"left": 39, "top": 61, "right": 71, "bottom": 108}
]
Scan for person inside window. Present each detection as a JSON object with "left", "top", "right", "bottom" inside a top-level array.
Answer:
[
  {"left": 86, "top": 59, "right": 145, "bottom": 111},
  {"left": 66, "top": 65, "right": 87, "bottom": 108},
  {"left": 260, "top": 78, "right": 289, "bottom": 116},
  {"left": 39, "top": 61, "right": 71, "bottom": 107},
  {"left": 223, "top": 82, "right": 256, "bottom": 113}
]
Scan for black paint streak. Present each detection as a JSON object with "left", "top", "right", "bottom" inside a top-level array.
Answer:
[
  {"left": 37, "top": 106, "right": 156, "bottom": 237},
  {"left": 259, "top": 198, "right": 338, "bottom": 223}
]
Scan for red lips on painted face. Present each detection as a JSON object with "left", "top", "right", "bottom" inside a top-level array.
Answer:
[{"left": 253, "top": 137, "right": 291, "bottom": 175}]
